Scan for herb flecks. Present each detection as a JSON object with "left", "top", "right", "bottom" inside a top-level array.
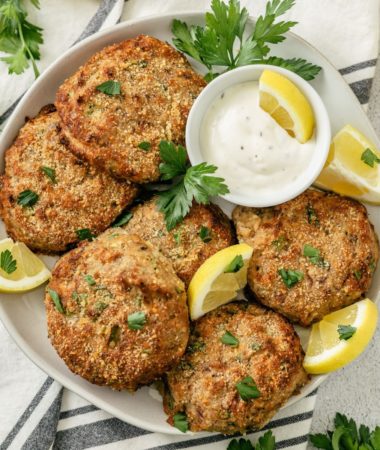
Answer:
[
  {"left": 225, "top": 255, "right": 244, "bottom": 273},
  {"left": 17, "top": 190, "right": 39, "bottom": 207},
  {"left": 84, "top": 274, "right": 96, "bottom": 286},
  {"left": 338, "top": 324, "right": 357, "bottom": 340},
  {"left": 361, "top": 148, "right": 380, "bottom": 168},
  {"left": 306, "top": 204, "right": 319, "bottom": 226},
  {"left": 303, "top": 244, "right": 330, "bottom": 269},
  {"left": 272, "top": 235, "right": 289, "bottom": 251},
  {"left": 138, "top": 141, "right": 151, "bottom": 151},
  {"left": 76, "top": 228, "right": 95, "bottom": 241},
  {"left": 41, "top": 166, "right": 57, "bottom": 184},
  {"left": 108, "top": 325, "right": 121, "bottom": 346},
  {"left": 173, "top": 412, "right": 188, "bottom": 433},
  {"left": 0, "top": 249, "right": 17, "bottom": 274},
  {"left": 278, "top": 268, "right": 303, "bottom": 288},
  {"left": 199, "top": 226, "right": 212, "bottom": 243},
  {"left": 221, "top": 331, "right": 239, "bottom": 347},
  {"left": 47, "top": 288, "right": 64, "bottom": 314},
  {"left": 96, "top": 80, "right": 121, "bottom": 95},
  {"left": 128, "top": 311, "right": 147, "bottom": 330},
  {"left": 354, "top": 270, "right": 362, "bottom": 281},
  {"left": 236, "top": 376, "right": 261, "bottom": 401},
  {"left": 112, "top": 211, "right": 133, "bottom": 228}
]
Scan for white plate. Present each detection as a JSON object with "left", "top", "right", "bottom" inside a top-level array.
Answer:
[{"left": 0, "top": 12, "right": 379, "bottom": 435}]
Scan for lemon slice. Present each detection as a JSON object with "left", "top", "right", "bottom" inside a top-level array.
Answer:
[
  {"left": 303, "top": 299, "right": 378, "bottom": 374},
  {"left": 0, "top": 238, "right": 51, "bottom": 293},
  {"left": 188, "top": 244, "right": 253, "bottom": 320},
  {"left": 315, "top": 125, "right": 380, "bottom": 204},
  {"left": 259, "top": 69, "right": 315, "bottom": 143}
]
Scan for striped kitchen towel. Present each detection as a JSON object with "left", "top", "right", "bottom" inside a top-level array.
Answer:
[{"left": 0, "top": 0, "right": 379, "bottom": 449}]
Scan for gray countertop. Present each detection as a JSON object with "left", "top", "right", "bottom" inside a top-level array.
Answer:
[{"left": 308, "top": 42, "right": 380, "bottom": 440}]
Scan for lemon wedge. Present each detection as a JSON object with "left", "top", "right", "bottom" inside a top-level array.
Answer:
[
  {"left": 303, "top": 299, "right": 378, "bottom": 374},
  {"left": 259, "top": 69, "right": 315, "bottom": 143},
  {"left": 315, "top": 125, "right": 380, "bottom": 204},
  {"left": 188, "top": 244, "right": 253, "bottom": 320},
  {"left": 0, "top": 238, "right": 51, "bottom": 293}
]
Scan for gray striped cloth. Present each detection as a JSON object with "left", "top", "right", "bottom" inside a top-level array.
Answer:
[{"left": 0, "top": 0, "right": 379, "bottom": 449}]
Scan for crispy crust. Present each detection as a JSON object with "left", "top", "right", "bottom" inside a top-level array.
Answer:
[
  {"left": 123, "top": 197, "right": 236, "bottom": 286},
  {"left": 163, "top": 302, "right": 309, "bottom": 434},
  {"left": 45, "top": 230, "right": 189, "bottom": 391},
  {"left": 0, "top": 106, "right": 138, "bottom": 253},
  {"left": 232, "top": 189, "right": 379, "bottom": 326},
  {"left": 55, "top": 35, "right": 206, "bottom": 183}
]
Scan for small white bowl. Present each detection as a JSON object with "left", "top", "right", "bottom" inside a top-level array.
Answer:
[{"left": 185, "top": 64, "right": 331, "bottom": 207}]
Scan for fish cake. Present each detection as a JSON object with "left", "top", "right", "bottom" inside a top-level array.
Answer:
[
  {"left": 0, "top": 106, "right": 138, "bottom": 253},
  {"left": 163, "top": 302, "right": 308, "bottom": 434},
  {"left": 56, "top": 35, "right": 206, "bottom": 183},
  {"left": 232, "top": 189, "right": 379, "bottom": 326},
  {"left": 45, "top": 230, "right": 189, "bottom": 391}
]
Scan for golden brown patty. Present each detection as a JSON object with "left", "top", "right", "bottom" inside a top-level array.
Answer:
[
  {"left": 123, "top": 197, "right": 236, "bottom": 286},
  {"left": 0, "top": 106, "right": 138, "bottom": 253},
  {"left": 45, "top": 230, "right": 189, "bottom": 391},
  {"left": 163, "top": 302, "right": 308, "bottom": 434},
  {"left": 55, "top": 35, "right": 206, "bottom": 183},
  {"left": 233, "top": 189, "right": 379, "bottom": 326}
]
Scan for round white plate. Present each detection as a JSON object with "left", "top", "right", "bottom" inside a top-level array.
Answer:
[{"left": 0, "top": 12, "right": 379, "bottom": 435}]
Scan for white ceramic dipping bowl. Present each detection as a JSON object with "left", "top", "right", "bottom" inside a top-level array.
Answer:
[{"left": 186, "top": 64, "right": 331, "bottom": 207}]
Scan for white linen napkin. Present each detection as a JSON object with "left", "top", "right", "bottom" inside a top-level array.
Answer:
[{"left": 0, "top": 0, "right": 379, "bottom": 449}]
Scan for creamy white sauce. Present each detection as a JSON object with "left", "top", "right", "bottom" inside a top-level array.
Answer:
[{"left": 200, "top": 81, "right": 315, "bottom": 198}]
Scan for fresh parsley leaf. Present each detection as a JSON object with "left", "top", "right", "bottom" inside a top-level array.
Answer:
[
  {"left": 256, "top": 431, "right": 276, "bottom": 450},
  {"left": 159, "top": 141, "right": 187, "bottom": 181},
  {"left": 199, "top": 226, "right": 212, "bottom": 242},
  {"left": 370, "top": 427, "right": 380, "bottom": 449},
  {"left": 361, "top": 148, "right": 380, "bottom": 168},
  {"left": 173, "top": 412, "right": 188, "bottom": 433},
  {"left": 0, "top": 249, "right": 17, "bottom": 274},
  {"left": 84, "top": 274, "right": 96, "bottom": 286},
  {"left": 138, "top": 141, "right": 151, "bottom": 151},
  {"left": 172, "top": 0, "right": 321, "bottom": 81},
  {"left": 0, "top": 0, "right": 43, "bottom": 77},
  {"left": 309, "top": 433, "right": 333, "bottom": 450},
  {"left": 127, "top": 311, "right": 146, "bottom": 330},
  {"left": 221, "top": 330, "right": 239, "bottom": 347},
  {"left": 76, "top": 228, "right": 94, "bottom": 241},
  {"left": 303, "top": 244, "right": 329, "bottom": 269},
  {"left": 359, "top": 425, "right": 371, "bottom": 444},
  {"left": 236, "top": 376, "right": 260, "bottom": 401},
  {"left": 227, "top": 438, "right": 254, "bottom": 450},
  {"left": 278, "top": 268, "right": 303, "bottom": 287},
  {"left": 96, "top": 80, "right": 121, "bottom": 96},
  {"left": 224, "top": 255, "right": 243, "bottom": 273},
  {"left": 47, "top": 288, "right": 64, "bottom": 314},
  {"left": 41, "top": 166, "right": 56, "bottom": 184},
  {"left": 17, "top": 190, "right": 39, "bottom": 207},
  {"left": 338, "top": 324, "right": 357, "bottom": 341},
  {"left": 112, "top": 211, "right": 133, "bottom": 228}
]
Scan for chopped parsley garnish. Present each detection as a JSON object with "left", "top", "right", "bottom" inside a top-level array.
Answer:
[
  {"left": 224, "top": 255, "right": 244, "bottom": 273},
  {"left": 112, "top": 211, "right": 133, "bottom": 228},
  {"left": 94, "top": 302, "right": 108, "bottom": 313},
  {"left": 228, "top": 431, "right": 275, "bottom": 450},
  {"left": 236, "top": 376, "right": 261, "bottom": 401},
  {"left": 173, "top": 232, "right": 181, "bottom": 245},
  {"left": 361, "top": 148, "right": 380, "bottom": 168},
  {"left": 369, "top": 259, "right": 376, "bottom": 272},
  {"left": 303, "top": 244, "right": 329, "bottom": 268},
  {"left": 221, "top": 331, "right": 239, "bottom": 347},
  {"left": 127, "top": 311, "right": 147, "bottom": 330},
  {"left": 272, "top": 235, "right": 289, "bottom": 251},
  {"left": 278, "top": 268, "right": 303, "bottom": 288},
  {"left": 108, "top": 325, "right": 121, "bottom": 345},
  {"left": 173, "top": 412, "right": 188, "bottom": 433},
  {"left": 306, "top": 204, "right": 319, "bottom": 226},
  {"left": 41, "top": 166, "right": 56, "bottom": 184},
  {"left": 199, "top": 226, "right": 212, "bottom": 243},
  {"left": 76, "top": 228, "right": 95, "bottom": 241},
  {"left": 96, "top": 80, "right": 121, "bottom": 96},
  {"left": 172, "top": 0, "right": 321, "bottom": 81},
  {"left": 84, "top": 274, "right": 96, "bottom": 286},
  {"left": 138, "top": 141, "right": 151, "bottom": 151},
  {"left": 156, "top": 141, "right": 229, "bottom": 230},
  {"left": 188, "top": 340, "right": 206, "bottom": 353},
  {"left": 338, "top": 324, "right": 357, "bottom": 340},
  {"left": 17, "top": 190, "right": 39, "bottom": 207},
  {"left": 0, "top": 249, "right": 17, "bottom": 274},
  {"left": 47, "top": 288, "right": 64, "bottom": 314},
  {"left": 354, "top": 270, "right": 362, "bottom": 280}
]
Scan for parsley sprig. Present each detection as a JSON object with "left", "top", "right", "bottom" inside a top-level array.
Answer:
[
  {"left": 156, "top": 141, "right": 229, "bottom": 230},
  {"left": 0, "top": 249, "right": 17, "bottom": 274},
  {"left": 172, "top": 0, "right": 321, "bottom": 81},
  {"left": 228, "top": 431, "right": 275, "bottom": 450},
  {"left": 0, "top": 0, "right": 43, "bottom": 77}
]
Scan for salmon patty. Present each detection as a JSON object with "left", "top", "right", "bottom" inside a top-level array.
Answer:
[
  {"left": 45, "top": 230, "right": 189, "bottom": 391},
  {"left": 232, "top": 189, "right": 379, "bottom": 326},
  {"left": 163, "top": 302, "right": 308, "bottom": 434},
  {"left": 0, "top": 106, "right": 137, "bottom": 253},
  {"left": 56, "top": 35, "right": 206, "bottom": 183},
  {"left": 123, "top": 197, "right": 236, "bottom": 286}
]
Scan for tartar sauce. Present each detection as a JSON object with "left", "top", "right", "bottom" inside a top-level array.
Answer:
[{"left": 200, "top": 81, "right": 315, "bottom": 199}]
